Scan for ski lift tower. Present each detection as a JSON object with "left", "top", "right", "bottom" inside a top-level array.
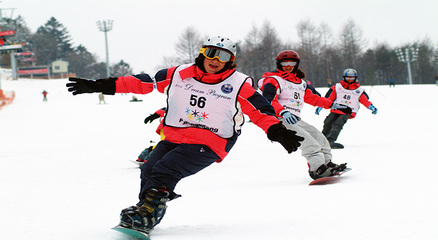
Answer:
[
  {"left": 395, "top": 45, "right": 419, "bottom": 85},
  {"left": 96, "top": 20, "right": 113, "bottom": 77},
  {"left": 0, "top": 6, "right": 20, "bottom": 88}
]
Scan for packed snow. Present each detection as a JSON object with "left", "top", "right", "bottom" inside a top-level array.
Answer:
[{"left": 1, "top": 70, "right": 437, "bottom": 240}]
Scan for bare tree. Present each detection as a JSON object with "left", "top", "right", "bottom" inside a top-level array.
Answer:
[
  {"left": 174, "top": 26, "right": 204, "bottom": 64},
  {"left": 154, "top": 56, "right": 183, "bottom": 71},
  {"left": 296, "top": 18, "right": 321, "bottom": 83},
  {"left": 297, "top": 18, "right": 321, "bottom": 56},
  {"left": 338, "top": 19, "right": 366, "bottom": 68},
  {"left": 239, "top": 22, "right": 285, "bottom": 82},
  {"left": 319, "top": 22, "right": 336, "bottom": 86},
  {"left": 259, "top": 21, "right": 284, "bottom": 71},
  {"left": 237, "top": 26, "right": 262, "bottom": 82},
  {"left": 414, "top": 39, "right": 436, "bottom": 84}
]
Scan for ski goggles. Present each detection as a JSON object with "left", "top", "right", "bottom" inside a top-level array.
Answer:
[
  {"left": 200, "top": 47, "right": 235, "bottom": 62},
  {"left": 344, "top": 77, "right": 356, "bottom": 81},
  {"left": 280, "top": 61, "right": 298, "bottom": 67}
]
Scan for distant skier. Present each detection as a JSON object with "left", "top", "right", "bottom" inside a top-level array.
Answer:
[
  {"left": 129, "top": 95, "right": 142, "bottom": 102},
  {"left": 316, "top": 68, "right": 378, "bottom": 149},
  {"left": 327, "top": 78, "right": 332, "bottom": 87},
  {"left": 66, "top": 36, "right": 304, "bottom": 235},
  {"left": 389, "top": 77, "right": 396, "bottom": 87},
  {"left": 258, "top": 50, "right": 350, "bottom": 180},
  {"left": 98, "top": 93, "right": 106, "bottom": 104},
  {"left": 42, "top": 90, "right": 48, "bottom": 101}
]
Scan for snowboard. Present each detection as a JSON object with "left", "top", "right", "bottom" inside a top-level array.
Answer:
[
  {"left": 130, "top": 159, "right": 145, "bottom": 167},
  {"left": 113, "top": 225, "right": 150, "bottom": 240},
  {"left": 309, "top": 168, "right": 351, "bottom": 186}
]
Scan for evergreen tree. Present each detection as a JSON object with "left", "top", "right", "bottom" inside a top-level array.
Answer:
[
  {"left": 66, "top": 44, "right": 97, "bottom": 78},
  {"left": 415, "top": 40, "right": 435, "bottom": 84},
  {"left": 33, "top": 17, "right": 73, "bottom": 65},
  {"left": 111, "top": 60, "right": 133, "bottom": 77}
]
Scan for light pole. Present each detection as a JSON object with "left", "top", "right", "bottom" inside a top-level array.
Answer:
[
  {"left": 395, "top": 45, "right": 419, "bottom": 85},
  {"left": 97, "top": 20, "right": 113, "bottom": 77}
]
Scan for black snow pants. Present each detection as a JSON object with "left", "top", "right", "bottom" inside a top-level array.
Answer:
[
  {"left": 138, "top": 140, "right": 220, "bottom": 203},
  {"left": 322, "top": 112, "right": 350, "bottom": 142}
]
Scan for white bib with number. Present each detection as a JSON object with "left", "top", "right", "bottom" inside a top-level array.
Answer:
[
  {"left": 260, "top": 75, "right": 306, "bottom": 117},
  {"left": 333, "top": 83, "right": 364, "bottom": 113},
  {"left": 164, "top": 64, "right": 249, "bottom": 138}
]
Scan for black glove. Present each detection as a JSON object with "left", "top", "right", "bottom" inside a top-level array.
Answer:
[
  {"left": 267, "top": 123, "right": 304, "bottom": 153},
  {"left": 144, "top": 113, "right": 160, "bottom": 124},
  {"left": 66, "top": 77, "right": 117, "bottom": 95},
  {"left": 331, "top": 103, "right": 352, "bottom": 115}
]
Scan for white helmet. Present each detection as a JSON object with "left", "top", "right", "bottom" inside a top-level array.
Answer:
[
  {"left": 202, "top": 36, "right": 237, "bottom": 56},
  {"left": 343, "top": 68, "right": 358, "bottom": 82},
  {"left": 343, "top": 68, "right": 357, "bottom": 77}
]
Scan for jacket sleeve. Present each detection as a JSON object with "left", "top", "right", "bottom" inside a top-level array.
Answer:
[
  {"left": 155, "top": 67, "right": 178, "bottom": 93},
  {"left": 304, "top": 88, "right": 333, "bottom": 109},
  {"left": 359, "top": 91, "right": 373, "bottom": 108},
  {"left": 306, "top": 84, "right": 321, "bottom": 96},
  {"left": 324, "top": 87, "right": 334, "bottom": 98},
  {"left": 114, "top": 66, "right": 179, "bottom": 94},
  {"left": 156, "top": 107, "right": 167, "bottom": 117},
  {"left": 260, "top": 77, "right": 284, "bottom": 116},
  {"left": 238, "top": 82, "right": 280, "bottom": 133},
  {"left": 115, "top": 74, "right": 155, "bottom": 94},
  {"left": 260, "top": 77, "right": 278, "bottom": 102}
]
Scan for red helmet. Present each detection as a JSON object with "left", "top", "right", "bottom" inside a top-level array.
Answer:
[
  {"left": 276, "top": 50, "right": 300, "bottom": 71},
  {"left": 276, "top": 50, "right": 300, "bottom": 62}
]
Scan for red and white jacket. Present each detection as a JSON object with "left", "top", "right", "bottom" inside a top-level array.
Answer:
[
  {"left": 114, "top": 64, "right": 280, "bottom": 161},
  {"left": 258, "top": 70, "right": 333, "bottom": 117}
]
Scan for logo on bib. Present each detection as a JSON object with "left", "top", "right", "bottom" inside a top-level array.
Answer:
[
  {"left": 221, "top": 84, "right": 233, "bottom": 94},
  {"left": 179, "top": 108, "right": 218, "bottom": 133},
  {"left": 289, "top": 99, "right": 303, "bottom": 107},
  {"left": 185, "top": 108, "right": 209, "bottom": 123},
  {"left": 340, "top": 100, "right": 352, "bottom": 106}
]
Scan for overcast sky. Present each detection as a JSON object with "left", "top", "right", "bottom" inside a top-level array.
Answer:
[{"left": 3, "top": 0, "right": 437, "bottom": 75}]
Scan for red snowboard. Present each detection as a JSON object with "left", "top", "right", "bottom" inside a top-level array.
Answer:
[{"left": 309, "top": 168, "right": 351, "bottom": 186}]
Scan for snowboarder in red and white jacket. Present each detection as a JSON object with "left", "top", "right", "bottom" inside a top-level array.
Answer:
[
  {"left": 315, "top": 68, "right": 378, "bottom": 149},
  {"left": 258, "top": 50, "right": 351, "bottom": 181},
  {"left": 66, "top": 36, "right": 304, "bottom": 234}
]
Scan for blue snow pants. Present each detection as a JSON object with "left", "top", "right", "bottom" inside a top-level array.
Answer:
[{"left": 138, "top": 140, "right": 220, "bottom": 204}]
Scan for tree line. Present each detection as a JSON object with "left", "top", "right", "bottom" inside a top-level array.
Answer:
[
  {"left": 163, "top": 21, "right": 437, "bottom": 87},
  {"left": 2, "top": 16, "right": 437, "bottom": 86}
]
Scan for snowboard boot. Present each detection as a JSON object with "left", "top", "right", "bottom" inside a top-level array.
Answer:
[
  {"left": 137, "top": 146, "right": 154, "bottom": 163},
  {"left": 309, "top": 162, "right": 347, "bottom": 180},
  {"left": 327, "top": 161, "right": 347, "bottom": 171},
  {"left": 329, "top": 141, "right": 344, "bottom": 149},
  {"left": 119, "top": 188, "right": 170, "bottom": 232}
]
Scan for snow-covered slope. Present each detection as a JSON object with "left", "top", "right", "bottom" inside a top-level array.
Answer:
[{"left": 1, "top": 75, "right": 437, "bottom": 240}]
